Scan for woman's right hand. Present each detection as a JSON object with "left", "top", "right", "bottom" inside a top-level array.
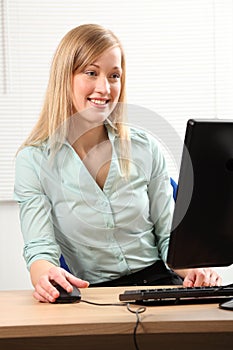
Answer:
[{"left": 31, "top": 261, "right": 89, "bottom": 303}]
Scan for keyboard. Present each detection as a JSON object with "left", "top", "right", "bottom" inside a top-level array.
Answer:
[{"left": 119, "top": 285, "right": 233, "bottom": 305}]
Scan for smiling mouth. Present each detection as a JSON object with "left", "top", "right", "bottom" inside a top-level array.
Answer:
[{"left": 87, "top": 98, "right": 110, "bottom": 105}]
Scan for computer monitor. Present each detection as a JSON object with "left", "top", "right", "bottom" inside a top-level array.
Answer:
[{"left": 167, "top": 119, "right": 233, "bottom": 269}]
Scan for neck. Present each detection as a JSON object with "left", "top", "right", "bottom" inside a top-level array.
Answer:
[{"left": 68, "top": 119, "right": 108, "bottom": 156}]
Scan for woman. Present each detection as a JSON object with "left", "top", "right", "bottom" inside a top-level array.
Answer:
[{"left": 14, "top": 24, "right": 221, "bottom": 303}]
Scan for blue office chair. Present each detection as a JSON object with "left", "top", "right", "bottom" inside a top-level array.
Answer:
[
  {"left": 60, "top": 254, "right": 70, "bottom": 272},
  {"left": 60, "top": 177, "right": 178, "bottom": 271},
  {"left": 170, "top": 177, "right": 178, "bottom": 201}
]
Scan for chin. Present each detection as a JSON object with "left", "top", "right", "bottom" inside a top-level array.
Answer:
[{"left": 80, "top": 108, "right": 112, "bottom": 123}]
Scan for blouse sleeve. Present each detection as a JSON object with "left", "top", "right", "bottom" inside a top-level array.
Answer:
[
  {"left": 147, "top": 136, "right": 175, "bottom": 263},
  {"left": 14, "top": 147, "right": 61, "bottom": 270}
]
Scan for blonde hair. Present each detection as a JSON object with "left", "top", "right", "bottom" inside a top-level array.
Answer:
[{"left": 21, "top": 24, "right": 130, "bottom": 175}]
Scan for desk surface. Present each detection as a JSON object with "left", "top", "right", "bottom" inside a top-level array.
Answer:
[{"left": 0, "top": 287, "right": 233, "bottom": 349}]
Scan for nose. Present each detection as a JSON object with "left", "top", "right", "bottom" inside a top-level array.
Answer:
[{"left": 95, "top": 75, "right": 110, "bottom": 95}]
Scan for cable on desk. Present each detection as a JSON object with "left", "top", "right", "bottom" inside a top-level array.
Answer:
[
  {"left": 81, "top": 299, "right": 127, "bottom": 306},
  {"left": 127, "top": 303, "right": 146, "bottom": 350},
  {"left": 80, "top": 299, "right": 146, "bottom": 350}
]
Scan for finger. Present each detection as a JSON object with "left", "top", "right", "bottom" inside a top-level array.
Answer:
[
  {"left": 48, "top": 270, "right": 75, "bottom": 293},
  {"left": 33, "top": 290, "right": 50, "bottom": 303},
  {"left": 201, "top": 269, "right": 212, "bottom": 286},
  {"left": 183, "top": 269, "right": 222, "bottom": 287},
  {"left": 201, "top": 268, "right": 221, "bottom": 286},
  {"left": 65, "top": 272, "right": 89, "bottom": 289},
  {"left": 209, "top": 271, "right": 222, "bottom": 286},
  {"left": 53, "top": 274, "right": 89, "bottom": 293},
  {"left": 216, "top": 275, "right": 222, "bottom": 286},
  {"left": 50, "top": 267, "right": 89, "bottom": 290},
  {"left": 194, "top": 268, "right": 222, "bottom": 287},
  {"left": 46, "top": 267, "right": 74, "bottom": 293},
  {"left": 183, "top": 269, "right": 205, "bottom": 287},
  {"left": 35, "top": 282, "right": 58, "bottom": 303},
  {"left": 183, "top": 270, "right": 196, "bottom": 287},
  {"left": 41, "top": 276, "right": 61, "bottom": 295},
  {"left": 193, "top": 269, "right": 207, "bottom": 287},
  {"left": 183, "top": 277, "right": 194, "bottom": 287}
]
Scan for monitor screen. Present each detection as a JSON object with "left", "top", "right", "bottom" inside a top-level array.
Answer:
[{"left": 167, "top": 119, "right": 233, "bottom": 269}]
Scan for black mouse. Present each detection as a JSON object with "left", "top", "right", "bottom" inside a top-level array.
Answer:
[{"left": 52, "top": 284, "right": 81, "bottom": 304}]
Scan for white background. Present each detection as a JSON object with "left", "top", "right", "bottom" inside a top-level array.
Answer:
[{"left": 0, "top": 0, "right": 232, "bottom": 290}]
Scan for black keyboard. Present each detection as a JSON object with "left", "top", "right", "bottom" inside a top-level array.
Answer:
[{"left": 119, "top": 285, "right": 233, "bottom": 305}]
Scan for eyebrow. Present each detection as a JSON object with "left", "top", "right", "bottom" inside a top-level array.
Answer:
[{"left": 88, "top": 63, "right": 122, "bottom": 70}]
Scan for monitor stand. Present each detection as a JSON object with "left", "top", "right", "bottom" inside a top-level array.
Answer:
[{"left": 219, "top": 299, "right": 233, "bottom": 311}]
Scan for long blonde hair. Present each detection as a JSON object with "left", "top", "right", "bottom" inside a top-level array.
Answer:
[{"left": 21, "top": 24, "right": 130, "bottom": 175}]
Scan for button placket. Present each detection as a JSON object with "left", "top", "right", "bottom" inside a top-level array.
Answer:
[{"left": 102, "top": 200, "right": 115, "bottom": 229}]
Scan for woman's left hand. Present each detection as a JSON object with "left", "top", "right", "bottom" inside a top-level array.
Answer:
[{"left": 174, "top": 268, "right": 222, "bottom": 287}]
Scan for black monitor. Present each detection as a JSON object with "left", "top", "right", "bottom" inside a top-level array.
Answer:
[{"left": 167, "top": 119, "right": 233, "bottom": 269}]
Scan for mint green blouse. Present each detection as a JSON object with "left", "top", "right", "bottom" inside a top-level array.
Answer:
[{"left": 14, "top": 126, "right": 174, "bottom": 284}]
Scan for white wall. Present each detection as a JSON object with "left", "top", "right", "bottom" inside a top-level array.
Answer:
[
  {"left": 0, "top": 201, "right": 232, "bottom": 291},
  {"left": 0, "top": 202, "right": 32, "bottom": 290}
]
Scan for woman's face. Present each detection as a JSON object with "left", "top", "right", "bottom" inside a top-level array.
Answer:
[{"left": 72, "top": 46, "right": 122, "bottom": 125}]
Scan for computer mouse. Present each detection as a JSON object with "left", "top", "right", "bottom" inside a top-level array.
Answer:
[{"left": 52, "top": 284, "right": 81, "bottom": 304}]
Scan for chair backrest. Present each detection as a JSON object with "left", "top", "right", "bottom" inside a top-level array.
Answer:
[
  {"left": 170, "top": 177, "right": 178, "bottom": 201},
  {"left": 59, "top": 254, "right": 70, "bottom": 272}
]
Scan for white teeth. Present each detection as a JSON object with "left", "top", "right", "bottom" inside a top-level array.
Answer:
[{"left": 90, "top": 99, "right": 107, "bottom": 105}]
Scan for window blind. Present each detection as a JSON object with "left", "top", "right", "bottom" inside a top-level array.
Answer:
[{"left": 0, "top": 0, "right": 233, "bottom": 200}]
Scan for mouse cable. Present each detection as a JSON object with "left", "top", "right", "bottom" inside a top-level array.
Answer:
[
  {"left": 80, "top": 299, "right": 127, "bottom": 306},
  {"left": 80, "top": 299, "right": 146, "bottom": 350}
]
